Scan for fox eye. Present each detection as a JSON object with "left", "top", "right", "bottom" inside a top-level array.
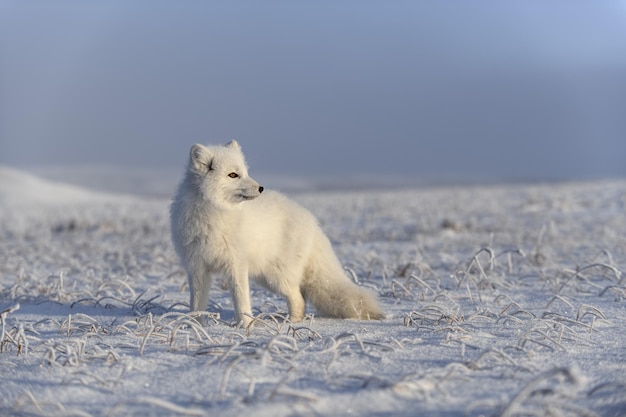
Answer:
[{"left": 228, "top": 172, "right": 239, "bottom": 178}]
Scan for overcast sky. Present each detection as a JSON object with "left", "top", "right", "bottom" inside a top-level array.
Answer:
[{"left": 1, "top": 1, "right": 626, "bottom": 185}]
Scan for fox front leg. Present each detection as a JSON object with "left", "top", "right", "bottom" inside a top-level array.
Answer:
[
  {"left": 187, "top": 261, "right": 212, "bottom": 313},
  {"left": 229, "top": 267, "right": 253, "bottom": 328}
]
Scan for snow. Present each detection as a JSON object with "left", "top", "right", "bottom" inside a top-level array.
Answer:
[
  {"left": 1, "top": 168, "right": 625, "bottom": 416},
  {"left": 0, "top": 166, "right": 123, "bottom": 206}
]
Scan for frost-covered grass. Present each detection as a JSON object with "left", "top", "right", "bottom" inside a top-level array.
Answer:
[{"left": 1, "top": 172, "right": 625, "bottom": 416}]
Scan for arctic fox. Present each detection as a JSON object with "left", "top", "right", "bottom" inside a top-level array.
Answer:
[{"left": 170, "top": 140, "right": 384, "bottom": 326}]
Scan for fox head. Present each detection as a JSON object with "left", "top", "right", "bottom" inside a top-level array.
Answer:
[{"left": 187, "top": 140, "right": 264, "bottom": 206}]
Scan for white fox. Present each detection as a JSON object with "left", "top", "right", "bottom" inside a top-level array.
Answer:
[{"left": 170, "top": 140, "right": 384, "bottom": 326}]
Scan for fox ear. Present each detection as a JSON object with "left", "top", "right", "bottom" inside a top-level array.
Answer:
[
  {"left": 190, "top": 144, "right": 213, "bottom": 172},
  {"left": 225, "top": 139, "right": 241, "bottom": 151}
]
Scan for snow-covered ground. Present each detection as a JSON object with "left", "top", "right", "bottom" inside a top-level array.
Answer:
[{"left": 1, "top": 167, "right": 625, "bottom": 417}]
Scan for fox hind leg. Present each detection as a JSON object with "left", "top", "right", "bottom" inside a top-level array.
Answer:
[
  {"left": 264, "top": 261, "right": 307, "bottom": 322},
  {"left": 285, "top": 287, "right": 306, "bottom": 322}
]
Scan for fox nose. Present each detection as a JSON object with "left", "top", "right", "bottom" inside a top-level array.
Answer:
[{"left": 259, "top": 186, "right": 264, "bottom": 193}]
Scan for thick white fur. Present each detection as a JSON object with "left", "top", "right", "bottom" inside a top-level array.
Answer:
[{"left": 170, "top": 140, "right": 384, "bottom": 326}]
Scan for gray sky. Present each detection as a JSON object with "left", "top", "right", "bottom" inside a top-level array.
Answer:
[{"left": 1, "top": 1, "right": 626, "bottom": 185}]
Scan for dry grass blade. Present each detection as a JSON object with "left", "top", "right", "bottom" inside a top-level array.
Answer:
[
  {"left": 108, "top": 396, "right": 206, "bottom": 417},
  {"left": 287, "top": 324, "right": 322, "bottom": 341},
  {"left": 575, "top": 304, "right": 607, "bottom": 322},
  {"left": 545, "top": 294, "right": 575, "bottom": 309},
  {"left": 62, "top": 370, "right": 118, "bottom": 392},
  {"left": 495, "top": 248, "right": 526, "bottom": 274},
  {"left": 466, "top": 348, "right": 516, "bottom": 370},
  {"left": 139, "top": 323, "right": 156, "bottom": 356},
  {"left": 268, "top": 371, "right": 319, "bottom": 403},
  {"left": 12, "top": 390, "right": 43, "bottom": 414},
  {"left": 13, "top": 389, "right": 95, "bottom": 417},
  {"left": 245, "top": 312, "right": 291, "bottom": 336},
  {"left": 0, "top": 303, "right": 20, "bottom": 353},
  {"left": 390, "top": 279, "right": 413, "bottom": 298},
  {"left": 466, "top": 247, "right": 495, "bottom": 277},
  {"left": 499, "top": 367, "right": 579, "bottom": 417},
  {"left": 558, "top": 263, "right": 624, "bottom": 294},
  {"left": 407, "top": 274, "right": 437, "bottom": 296},
  {"left": 404, "top": 305, "right": 462, "bottom": 328}
]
